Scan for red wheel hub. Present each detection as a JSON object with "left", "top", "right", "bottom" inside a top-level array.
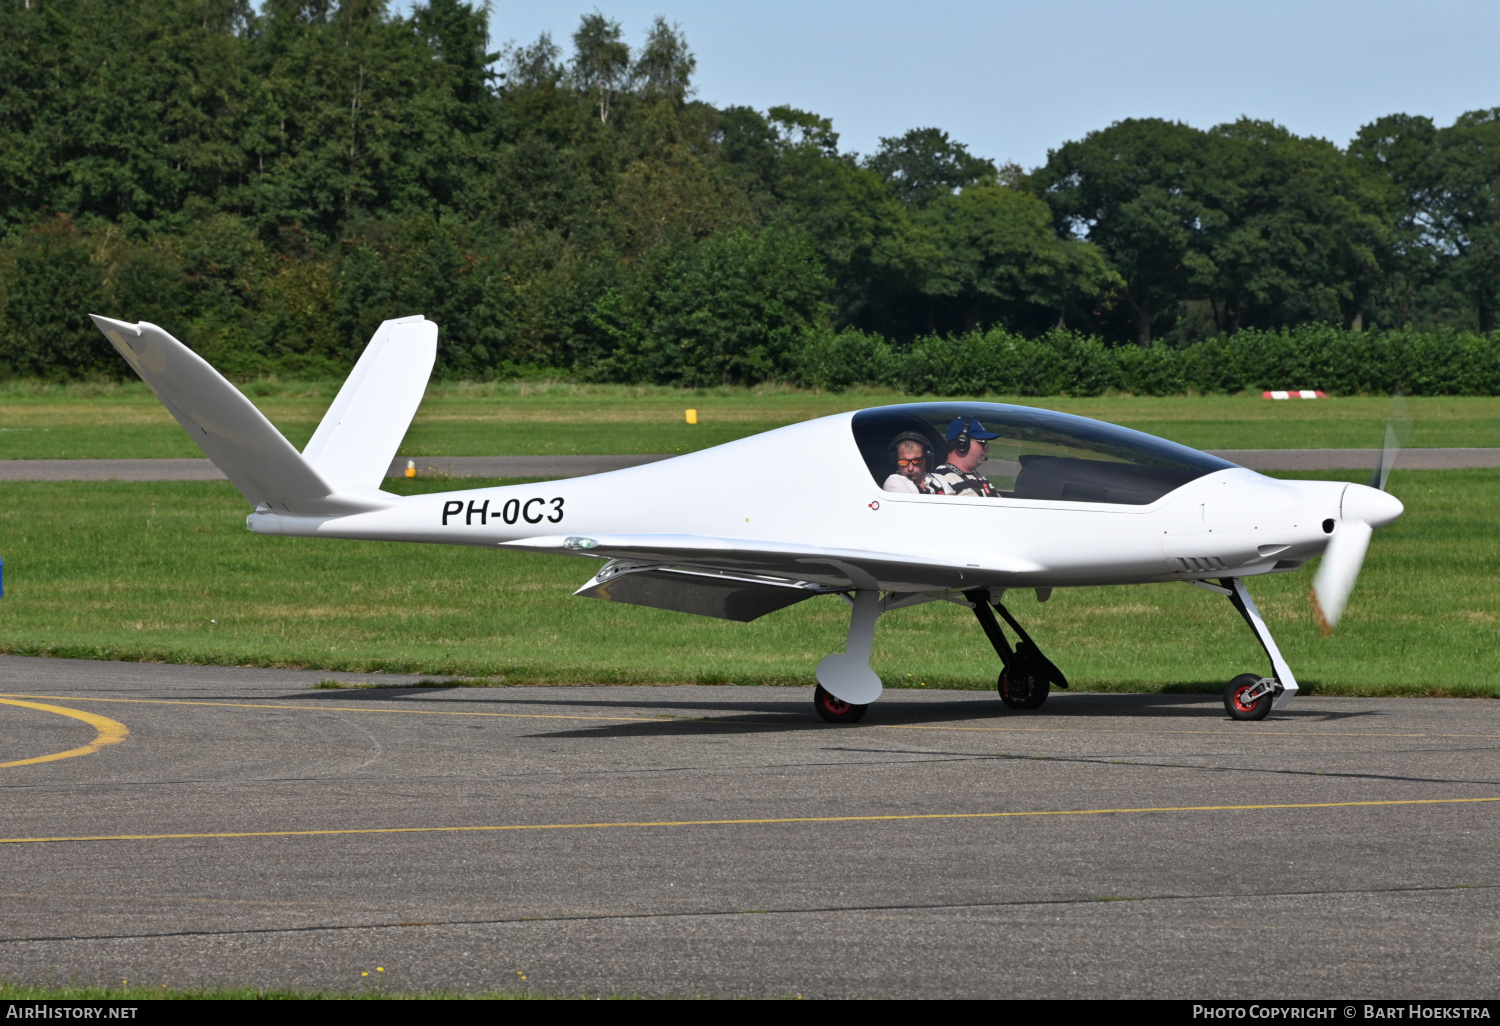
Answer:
[
  {"left": 820, "top": 692, "right": 851, "bottom": 715},
  {"left": 1232, "top": 685, "right": 1260, "bottom": 713}
]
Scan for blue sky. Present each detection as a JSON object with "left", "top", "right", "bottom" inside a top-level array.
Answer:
[{"left": 469, "top": 0, "right": 1500, "bottom": 169}]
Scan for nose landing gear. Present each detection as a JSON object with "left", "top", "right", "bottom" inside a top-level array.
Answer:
[
  {"left": 1224, "top": 673, "right": 1277, "bottom": 720},
  {"left": 964, "top": 589, "right": 1067, "bottom": 711},
  {"left": 1199, "top": 577, "right": 1300, "bottom": 720}
]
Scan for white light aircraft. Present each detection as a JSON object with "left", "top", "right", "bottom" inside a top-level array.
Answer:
[{"left": 90, "top": 315, "right": 1404, "bottom": 723}]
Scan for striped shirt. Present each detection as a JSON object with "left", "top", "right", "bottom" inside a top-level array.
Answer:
[{"left": 929, "top": 464, "right": 998, "bottom": 497}]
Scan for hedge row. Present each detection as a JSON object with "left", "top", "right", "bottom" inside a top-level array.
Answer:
[{"left": 791, "top": 324, "right": 1500, "bottom": 396}]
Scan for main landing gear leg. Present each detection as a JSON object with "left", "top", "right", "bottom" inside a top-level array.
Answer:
[
  {"left": 1217, "top": 577, "right": 1300, "bottom": 721},
  {"left": 964, "top": 589, "right": 1068, "bottom": 711},
  {"left": 814, "top": 589, "right": 883, "bottom": 724}
]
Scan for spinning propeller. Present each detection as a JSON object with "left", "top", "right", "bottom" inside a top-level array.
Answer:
[{"left": 1310, "top": 398, "right": 1410, "bottom": 634}]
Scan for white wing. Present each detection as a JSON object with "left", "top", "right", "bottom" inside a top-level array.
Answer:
[{"left": 503, "top": 533, "right": 1039, "bottom": 592}]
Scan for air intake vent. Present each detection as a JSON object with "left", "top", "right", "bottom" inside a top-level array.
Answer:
[{"left": 1170, "top": 555, "right": 1227, "bottom": 573}]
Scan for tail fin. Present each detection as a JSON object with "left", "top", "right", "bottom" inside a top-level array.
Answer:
[
  {"left": 302, "top": 315, "right": 437, "bottom": 489},
  {"left": 90, "top": 315, "right": 395, "bottom": 516}
]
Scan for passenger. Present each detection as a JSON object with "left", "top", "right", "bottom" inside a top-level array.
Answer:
[
  {"left": 930, "top": 417, "right": 1001, "bottom": 496},
  {"left": 882, "top": 432, "right": 938, "bottom": 493}
]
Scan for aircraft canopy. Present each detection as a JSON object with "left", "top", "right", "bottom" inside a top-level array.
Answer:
[{"left": 852, "top": 402, "right": 1236, "bottom": 505}]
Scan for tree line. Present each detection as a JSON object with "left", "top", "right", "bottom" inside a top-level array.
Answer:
[{"left": 1, "top": 0, "right": 1497, "bottom": 385}]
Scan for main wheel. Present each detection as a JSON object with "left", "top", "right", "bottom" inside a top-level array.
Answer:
[
  {"left": 998, "top": 669, "right": 1050, "bottom": 710},
  {"left": 814, "top": 684, "right": 868, "bottom": 724},
  {"left": 1224, "top": 673, "right": 1274, "bottom": 721}
]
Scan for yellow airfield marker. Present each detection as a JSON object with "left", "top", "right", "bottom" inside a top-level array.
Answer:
[
  {"left": 0, "top": 692, "right": 673, "bottom": 724},
  {"left": 685, "top": 408, "right": 698, "bottom": 424},
  {"left": 0, "top": 698, "right": 129, "bottom": 768},
  {"left": 2, "top": 796, "right": 1498, "bottom": 846},
  {"left": 7, "top": 692, "right": 1500, "bottom": 740}
]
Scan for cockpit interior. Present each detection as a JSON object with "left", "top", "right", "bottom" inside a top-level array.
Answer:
[{"left": 852, "top": 403, "right": 1237, "bottom": 506}]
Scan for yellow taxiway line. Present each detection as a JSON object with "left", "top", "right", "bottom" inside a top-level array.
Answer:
[
  {"left": 2, "top": 796, "right": 1497, "bottom": 846},
  {"left": 2, "top": 692, "right": 1498, "bottom": 740},
  {"left": 0, "top": 692, "right": 662, "bottom": 724},
  {"left": 0, "top": 698, "right": 130, "bottom": 768}
]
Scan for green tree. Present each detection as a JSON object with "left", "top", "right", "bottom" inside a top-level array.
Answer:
[
  {"left": 0, "top": 216, "right": 109, "bottom": 377},
  {"left": 631, "top": 16, "right": 694, "bottom": 104},
  {"left": 1197, "top": 119, "right": 1388, "bottom": 333},
  {"left": 1429, "top": 109, "right": 1500, "bottom": 334},
  {"left": 249, "top": 0, "right": 491, "bottom": 236},
  {"left": 865, "top": 127, "right": 995, "bottom": 209},
  {"left": 569, "top": 12, "right": 630, "bottom": 124},
  {"left": 1349, "top": 113, "right": 1442, "bottom": 327},
  {"left": 910, "top": 181, "right": 1120, "bottom": 335},
  {"left": 594, "top": 226, "right": 830, "bottom": 385},
  {"left": 1032, "top": 119, "right": 1214, "bottom": 344},
  {"left": 1351, "top": 109, "right": 1500, "bottom": 333},
  {"left": 13, "top": 0, "right": 1497, "bottom": 383},
  {"left": 0, "top": 0, "right": 256, "bottom": 232},
  {"left": 500, "top": 31, "right": 563, "bottom": 91},
  {"left": 414, "top": 0, "right": 496, "bottom": 106},
  {"left": 336, "top": 213, "right": 505, "bottom": 375},
  {"left": 744, "top": 107, "right": 913, "bottom": 332}
]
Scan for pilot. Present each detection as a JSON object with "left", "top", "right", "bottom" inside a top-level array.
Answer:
[
  {"left": 883, "top": 431, "right": 938, "bottom": 493},
  {"left": 930, "top": 417, "right": 1001, "bottom": 496}
]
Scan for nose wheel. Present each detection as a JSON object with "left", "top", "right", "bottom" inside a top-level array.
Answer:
[
  {"left": 814, "top": 684, "right": 868, "bottom": 724},
  {"left": 1224, "top": 673, "right": 1276, "bottom": 720},
  {"left": 1217, "top": 578, "right": 1299, "bottom": 715}
]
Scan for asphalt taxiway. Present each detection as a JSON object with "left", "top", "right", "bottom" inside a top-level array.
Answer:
[
  {"left": 2, "top": 448, "right": 1499, "bottom": 481},
  {"left": 2, "top": 655, "right": 1497, "bottom": 999}
]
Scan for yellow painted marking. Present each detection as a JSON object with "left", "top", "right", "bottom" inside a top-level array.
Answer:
[
  {"left": 1, "top": 693, "right": 1497, "bottom": 740},
  {"left": 0, "top": 693, "right": 668, "bottom": 724},
  {"left": 1, "top": 796, "right": 1497, "bottom": 846},
  {"left": 0, "top": 699, "right": 129, "bottom": 768}
]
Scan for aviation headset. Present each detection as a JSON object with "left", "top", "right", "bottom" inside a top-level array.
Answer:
[{"left": 950, "top": 417, "right": 977, "bottom": 457}]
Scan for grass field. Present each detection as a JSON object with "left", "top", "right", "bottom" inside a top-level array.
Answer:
[
  {"left": 0, "top": 470, "right": 1493, "bottom": 696},
  {"left": 0, "top": 982, "right": 552, "bottom": 1000},
  {"left": 3, "top": 379, "right": 1498, "bottom": 459}
]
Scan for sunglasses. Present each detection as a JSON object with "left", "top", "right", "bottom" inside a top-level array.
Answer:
[{"left": 896, "top": 457, "right": 927, "bottom": 468}]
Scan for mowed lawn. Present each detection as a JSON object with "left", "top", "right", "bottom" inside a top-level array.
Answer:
[
  {"left": 3, "top": 380, "right": 1500, "bottom": 459},
  {"left": 0, "top": 471, "right": 1492, "bottom": 696}
]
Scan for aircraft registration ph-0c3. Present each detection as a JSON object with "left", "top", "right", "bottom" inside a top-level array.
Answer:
[{"left": 90, "top": 314, "right": 1404, "bottom": 724}]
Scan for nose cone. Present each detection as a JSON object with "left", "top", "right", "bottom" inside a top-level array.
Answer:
[{"left": 1342, "top": 483, "right": 1404, "bottom": 529}]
